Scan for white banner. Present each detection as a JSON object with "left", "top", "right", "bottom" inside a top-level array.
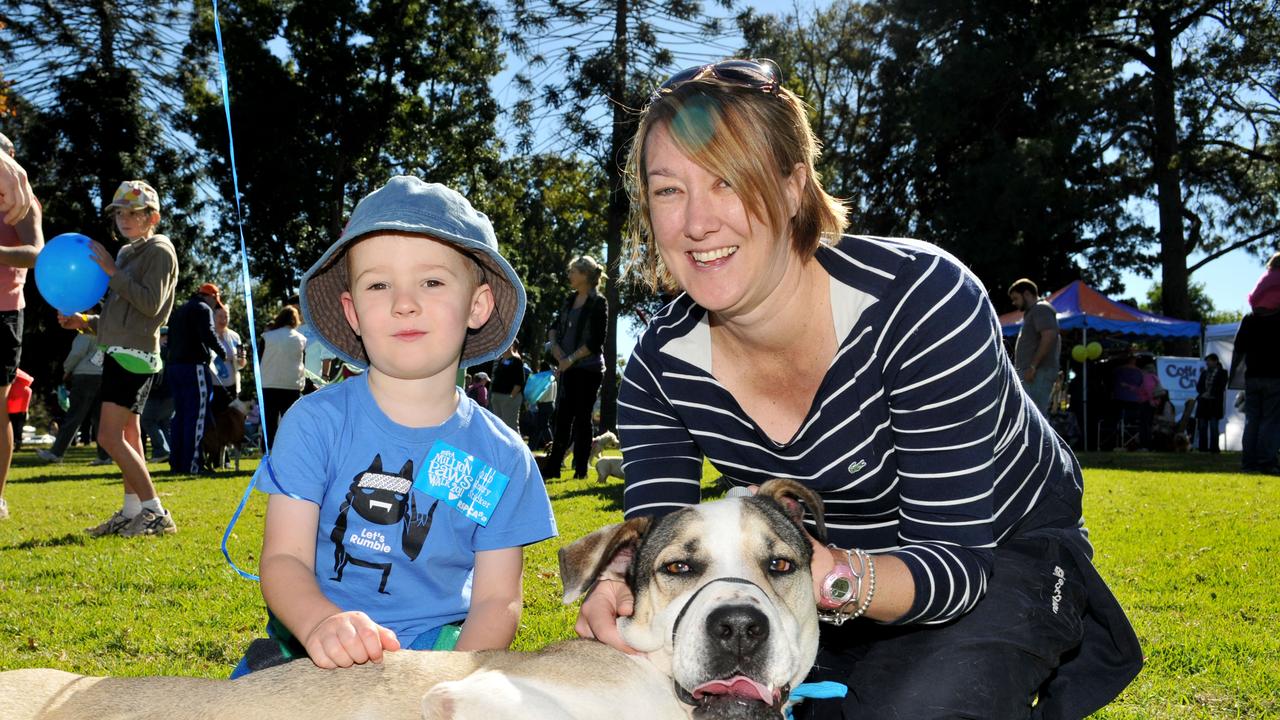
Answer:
[{"left": 1157, "top": 356, "right": 1203, "bottom": 420}]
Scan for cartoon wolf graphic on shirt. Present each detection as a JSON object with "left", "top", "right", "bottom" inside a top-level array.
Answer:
[{"left": 329, "top": 454, "right": 437, "bottom": 594}]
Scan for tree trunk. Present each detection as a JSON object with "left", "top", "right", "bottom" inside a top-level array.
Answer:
[
  {"left": 1150, "top": 8, "right": 1190, "bottom": 324},
  {"left": 599, "top": 0, "right": 630, "bottom": 432},
  {"left": 95, "top": 0, "right": 120, "bottom": 209}
]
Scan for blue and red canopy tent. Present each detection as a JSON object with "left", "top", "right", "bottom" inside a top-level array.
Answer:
[
  {"left": 997, "top": 280, "right": 1201, "bottom": 338},
  {"left": 998, "top": 281, "right": 1201, "bottom": 450}
]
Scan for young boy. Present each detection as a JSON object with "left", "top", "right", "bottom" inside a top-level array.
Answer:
[{"left": 237, "top": 176, "right": 556, "bottom": 676}]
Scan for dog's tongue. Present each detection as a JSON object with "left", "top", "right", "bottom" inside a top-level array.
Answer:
[{"left": 692, "top": 676, "right": 774, "bottom": 704}]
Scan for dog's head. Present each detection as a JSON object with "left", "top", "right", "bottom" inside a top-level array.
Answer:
[
  {"left": 559, "top": 480, "right": 823, "bottom": 719},
  {"left": 588, "top": 431, "right": 621, "bottom": 459},
  {"left": 1173, "top": 432, "right": 1190, "bottom": 452}
]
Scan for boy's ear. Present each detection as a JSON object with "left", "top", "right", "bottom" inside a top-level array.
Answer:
[
  {"left": 340, "top": 290, "right": 361, "bottom": 336},
  {"left": 468, "top": 283, "right": 495, "bottom": 330}
]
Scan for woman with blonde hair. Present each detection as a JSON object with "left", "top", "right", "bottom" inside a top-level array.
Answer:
[
  {"left": 259, "top": 305, "right": 306, "bottom": 448},
  {"left": 576, "top": 59, "right": 1141, "bottom": 718},
  {"left": 541, "top": 255, "right": 607, "bottom": 479}
]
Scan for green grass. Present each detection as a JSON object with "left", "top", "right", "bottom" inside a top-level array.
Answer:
[{"left": 1, "top": 446, "right": 1276, "bottom": 717}]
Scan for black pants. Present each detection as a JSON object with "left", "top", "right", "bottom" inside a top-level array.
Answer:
[
  {"left": 1196, "top": 416, "right": 1221, "bottom": 452},
  {"left": 796, "top": 487, "right": 1141, "bottom": 720},
  {"left": 262, "top": 387, "right": 301, "bottom": 451},
  {"left": 546, "top": 367, "right": 603, "bottom": 477}
]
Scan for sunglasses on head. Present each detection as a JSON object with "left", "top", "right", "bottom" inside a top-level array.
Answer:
[{"left": 650, "top": 58, "right": 782, "bottom": 102}]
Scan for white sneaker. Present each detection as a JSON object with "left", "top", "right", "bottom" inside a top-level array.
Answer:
[
  {"left": 119, "top": 508, "right": 177, "bottom": 538},
  {"left": 36, "top": 449, "right": 63, "bottom": 463},
  {"left": 86, "top": 510, "right": 131, "bottom": 537},
  {"left": 0, "top": 497, "right": 8, "bottom": 520}
]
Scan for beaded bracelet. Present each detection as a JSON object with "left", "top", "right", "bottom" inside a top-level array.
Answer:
[{"left": 844, "top": 550, "right": 877, "bottom": 621}]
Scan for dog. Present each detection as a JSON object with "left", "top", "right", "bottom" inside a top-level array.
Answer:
[
  {"left": 543, "top": 431, "right": 620, "bottom": 479},
  {"left": 595, "top": 455, "right": 625, "bottom": 483},
  {"left": 202, "top": 398, "right": 248, "bottom": 471},
  {"left": 562, "top": 430, "right": 619, "bottom": 470},
  {"left": 0, "top": 479, "right": 824, "bottom": 720}
]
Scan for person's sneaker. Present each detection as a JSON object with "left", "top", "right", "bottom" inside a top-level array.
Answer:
[
  {"left": 119, "top": 508, "right": 177, "bottom": 538},
  {"left": 149, "top": 453, "right": 169, "bottom": 463},
  {"left": 88, "top": 457, "right": 114, "bottom": 466},
  {"left": 36, "top": 449, "right": 63, "bottom": 463},
  {"left": 86, "top": 510, "right": 131, "bottom": 537},
  {"left": 0, "top": 497, "right": 8, "bottom": 520}
]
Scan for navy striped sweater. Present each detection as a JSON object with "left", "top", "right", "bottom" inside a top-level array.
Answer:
[{"left": 618, "top": 235, "right": 1083, "bottom": 625}]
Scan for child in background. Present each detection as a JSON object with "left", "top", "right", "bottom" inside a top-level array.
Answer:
[
  {"left": 59, "top": 180, "right": 179, "bottom": 537},
  {"left": 233, "top": 176, "right": 555, "bottom": 676}
]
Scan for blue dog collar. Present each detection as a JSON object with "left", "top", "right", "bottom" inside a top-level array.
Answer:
[{"left": 785, "top": 681, "right": 848, "bottom": 720}]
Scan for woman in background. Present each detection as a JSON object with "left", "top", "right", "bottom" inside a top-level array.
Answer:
[
  {"left": 541, "top": 256, "right": 607, "bottom": 480},
  {"left": 259, "top": 305, "right": 306, "bottom": 449}
]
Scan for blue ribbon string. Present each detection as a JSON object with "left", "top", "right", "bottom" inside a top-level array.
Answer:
[{"left": 211, "top": 0, "right": 271, "bottom": 581}]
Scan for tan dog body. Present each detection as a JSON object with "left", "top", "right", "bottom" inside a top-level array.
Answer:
[
  {"left": 595, "top": 455, "right": 625, "bottom": 482},
  {"left": 0, "top": 641, "right": 682, "bottom": 720},
  {"left": 0, "top": 480, "right": 823, "bottom": 720}
]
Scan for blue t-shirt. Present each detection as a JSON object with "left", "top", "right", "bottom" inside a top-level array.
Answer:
[{"left": 258, "top": 374, "right": 558, "bottom": 646}]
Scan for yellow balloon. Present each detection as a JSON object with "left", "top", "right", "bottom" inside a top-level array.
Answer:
[
  {"left": 1087, "top": 341, "right": 1103, "bottom": 360},
  {"left": 1071, "top": 345, "right": 1088, "bottom": 363}
]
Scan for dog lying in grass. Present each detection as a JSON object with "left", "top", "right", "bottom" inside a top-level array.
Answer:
[{"left": 0, "top": 479, "right": 825, "bottom": 720}]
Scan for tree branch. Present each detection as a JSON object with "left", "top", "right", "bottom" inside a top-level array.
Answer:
[{"left": 1188, "top": 224, "right": 1280, "bottom": 274}]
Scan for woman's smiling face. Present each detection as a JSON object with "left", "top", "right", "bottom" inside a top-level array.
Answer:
[{"left": 644, "top": 123, "right": 802, "bottom": 318}]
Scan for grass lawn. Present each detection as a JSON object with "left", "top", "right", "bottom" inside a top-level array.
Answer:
[{"left": 1, "top": 445, "right": 1276, "bottom": 718}]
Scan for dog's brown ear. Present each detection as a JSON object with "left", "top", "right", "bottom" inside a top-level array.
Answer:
[
  {"left": 558, "top": 516, "right": 653, "bottom": 604},
  {"left": 756, "top": 478, "right": 826, "bottom": 543}
]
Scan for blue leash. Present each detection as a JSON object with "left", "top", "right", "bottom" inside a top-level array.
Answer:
[
  {"left": 211, "top": 0, "right": 273, "bottom": 582},
  {"left": 785, "top": 681, "right": 848, "bottom": 720}
]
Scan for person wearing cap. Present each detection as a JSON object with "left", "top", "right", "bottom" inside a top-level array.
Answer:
[
  {"left": 231, "top": 176, "right": 556, "bottom": 677},
  {"left": 0, "top": 132, "right": 43, "bottom": 521},
  {"left": 165, "top": 282, "right": 231, "bottom": 474},
  {"left": 58, "top": 180, "right": 179, "bottom": 538}
]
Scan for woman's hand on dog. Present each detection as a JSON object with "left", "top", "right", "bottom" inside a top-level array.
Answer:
[
  {"left": 575, "top": 578, "right": 643, "bottom": 655},
  {"left": 304, "top": 610, "right": 402, "bottom": 668}
]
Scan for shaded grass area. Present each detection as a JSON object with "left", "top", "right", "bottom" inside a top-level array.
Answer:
[{"left": 1, "top": 446, "right": 1276, "bottom": 717}]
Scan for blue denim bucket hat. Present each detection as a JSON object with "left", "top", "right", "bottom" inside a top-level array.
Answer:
[{"left": 300, "top": 176, "right": 526, "bottom": 369}]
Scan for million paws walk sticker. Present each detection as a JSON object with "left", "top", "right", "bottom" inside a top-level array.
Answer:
[{"left": 414, "top": 440, "right": 510, "bottom": 527}]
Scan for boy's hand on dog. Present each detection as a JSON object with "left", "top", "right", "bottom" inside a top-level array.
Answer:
[
  {"left": 576, "top": 578, "right": 642, "bottom": 655},
  {"left": 304, "top": 610, "right": 401, "bottom": 668}
]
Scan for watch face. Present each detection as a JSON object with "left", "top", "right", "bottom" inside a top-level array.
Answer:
[{"left": 829, "top": 576, "right": 853, "bottom": 601}]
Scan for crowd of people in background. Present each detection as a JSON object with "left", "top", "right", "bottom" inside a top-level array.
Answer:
[
  {"left": 1010, "top": 256, "right": 1280, "bottom": 472},
  {"left": 0, "top": 113, "right": 1274, "bottom": 558}
]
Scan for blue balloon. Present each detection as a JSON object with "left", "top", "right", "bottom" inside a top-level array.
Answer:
[{"left": 35, "top": 233, "right": 109, "bottom": 315}]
